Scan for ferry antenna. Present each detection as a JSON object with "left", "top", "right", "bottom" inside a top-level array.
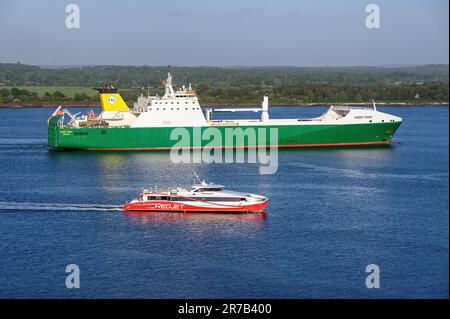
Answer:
[{"left": 193, "top": 170, "right": 202, "bottom": 184}]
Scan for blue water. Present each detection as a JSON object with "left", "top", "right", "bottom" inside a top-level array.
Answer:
[{"left": 0, "top": 106, "right": 448, "bottom": 298}]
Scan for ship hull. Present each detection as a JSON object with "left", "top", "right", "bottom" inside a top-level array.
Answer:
[
  {"left": 123, "top": 200, "right": 268, "bottom": 213},
  {"left": 48, "top": 122, "right": 401, "bottom": 150}
]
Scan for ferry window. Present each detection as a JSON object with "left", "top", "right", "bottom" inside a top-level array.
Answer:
[
  {"left": 165, "top": 102, "right": 168, "bottom": 104},
  {"left": 171, "top": 102, "right": 173, "bottom": 104},
  {"left": 177, "top": 108, "right": 179, "bottom": 110},
  {"left": 171, "top": 108, "right": 173, "bottom": 110},
  {"left": 177, "top": 102, "right": 179, "bottom": 104},
  {"left": 150, "top": 196, "right": 168, "bottom": 200},
  {"left": 194, "top": 188, "right": 222, "bottom": 192},
  {"left": 196, "top": 197, "right": 241, "bottom": 202},
  {"left": 157, "top": 108, "right": 159, "bottom": 110},
  {"left": 185, "top": 102, "right": 188, "bottom": 104},
  {"left": 185, "top": 108, "right": 188, "bottom": 110}
]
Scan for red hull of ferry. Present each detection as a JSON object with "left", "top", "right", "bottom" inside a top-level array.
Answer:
[{"left": 123, "top": 200, "right": 267, "bottom": 213}]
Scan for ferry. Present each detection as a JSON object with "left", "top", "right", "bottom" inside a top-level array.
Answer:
[
  {"left": 48, "top": 71, "right": 402, "bottom": 150},
  {"left": 123, "top": 175, "right": 268, "bottom": 213}
]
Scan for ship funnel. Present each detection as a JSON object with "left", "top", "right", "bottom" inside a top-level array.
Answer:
[
  {"left": 261, "top": 93, "right": 269, "bottom": 122},
  {"left": 95, "top": 87, "right": 130, "bottom": 112}
]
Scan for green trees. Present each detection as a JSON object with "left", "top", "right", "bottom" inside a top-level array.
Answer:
[
  {"left": 0, "top": 63, "right": 448, "bottom": 88},
  {"left": 52, "top": 91, "right": 65, "bottom": 99},
  {"left": 0, "top": 63, "right": 448, "bottom": 105},
  {"left": 74, "top": 93, "right": 90, "bottom": 101}
]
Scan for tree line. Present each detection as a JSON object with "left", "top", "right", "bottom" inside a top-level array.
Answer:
[
  {"left": 0, "top": 88, "right": 95, "bottom": 104},
  {"left": 0, "top": 63, "right": 448, "bottom": 87},
  {"left": 1, "top": 83, "right": 447, "bottom": 105},
  {"left": 0, "top": 63, "right": 448, "bottom": 105}
]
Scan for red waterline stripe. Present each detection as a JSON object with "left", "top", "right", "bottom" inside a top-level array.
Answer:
[
  {"left": 80, "top": 141, "right": 398, "bottom": 151},
  {"left": 123, "top": 210, "right": 265, "bottom": 214}
]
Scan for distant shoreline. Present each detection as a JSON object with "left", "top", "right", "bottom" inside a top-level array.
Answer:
[{"left": 0, "top": 101, "right": 448, "bottom": 108}]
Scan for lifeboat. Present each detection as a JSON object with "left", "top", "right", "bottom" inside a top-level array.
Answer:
[{"left": 123, "top": 177, "right": 268, "bottom": 214}]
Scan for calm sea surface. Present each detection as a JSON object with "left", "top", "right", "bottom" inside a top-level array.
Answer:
[{"left": 0, "top": 106, "right": 448, "bottom": 298}]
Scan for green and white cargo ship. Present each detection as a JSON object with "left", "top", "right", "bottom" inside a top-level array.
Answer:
[{"left": 47, "top": 72, "right": 402, "bottom": 150}]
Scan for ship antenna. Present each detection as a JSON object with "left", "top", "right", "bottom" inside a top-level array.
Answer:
[
  {"left": 147, "top": 72, "right": 150, "bottom": 97},
  {"left": 193, "top": 170, "right": 203, "bottom": 184},
  {"left": 192, "top": 170, "right": 206, "bottom": 185}
]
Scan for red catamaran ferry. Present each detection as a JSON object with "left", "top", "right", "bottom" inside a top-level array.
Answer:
[{"left": 123, "top": 175, "right": 268, "bottom": 214}]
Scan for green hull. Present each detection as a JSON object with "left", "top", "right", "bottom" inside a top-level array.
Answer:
[{"left": 48, "top": 121, "right": 401, "bottom": 150}]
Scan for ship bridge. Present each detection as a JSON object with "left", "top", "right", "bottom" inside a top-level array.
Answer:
[{"left": 130, "top": 71, "right": 206, "bottom": 127}]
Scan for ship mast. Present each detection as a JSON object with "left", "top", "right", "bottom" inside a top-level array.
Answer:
[{"left": 162, "top": 66, "right": 175, "bottom": 99}]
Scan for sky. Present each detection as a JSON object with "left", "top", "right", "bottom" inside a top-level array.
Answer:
[{"left": 0, "top": 0, "right": 448, "bottom": 66}]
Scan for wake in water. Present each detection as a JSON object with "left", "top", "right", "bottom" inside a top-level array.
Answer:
[
  {"left": 0, "top": 201, "right": 123, "bottom": 212},
  {"left": 291, "top": 162, "right": 448, "bottom": 182}
]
